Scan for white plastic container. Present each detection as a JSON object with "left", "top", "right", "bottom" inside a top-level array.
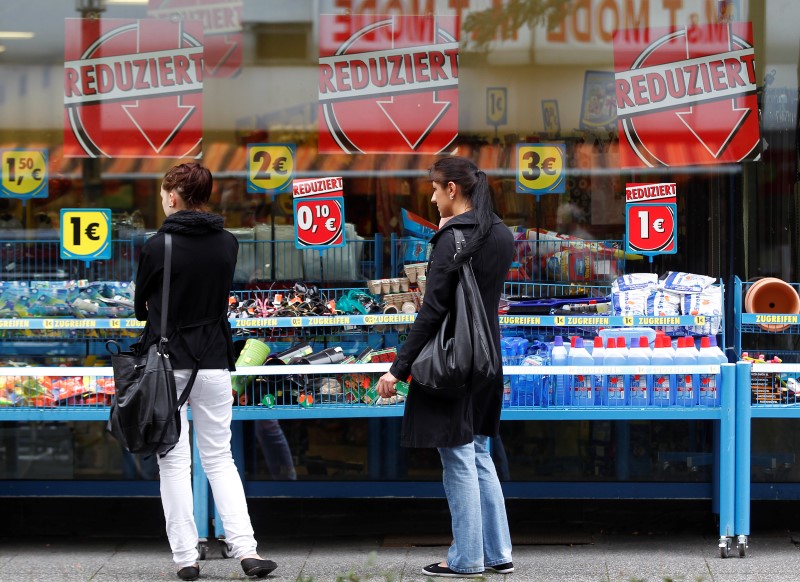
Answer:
[
  {"left": 568, "top": 337, "right": 594, "bottom": 406},
  {"left": 628, "top": 335, "right": 651, "bottom": 406}
]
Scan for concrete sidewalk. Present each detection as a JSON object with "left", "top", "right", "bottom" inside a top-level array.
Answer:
[{"left": 1, "top": 530, "right": 799, "bottom": 582}]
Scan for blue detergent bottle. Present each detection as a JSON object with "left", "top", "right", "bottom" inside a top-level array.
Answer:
[
  {"left": 674, "top": 336, "right": 699, "bottom": 406},
  {"left": 550, "top": 336, "right": 569, "bottom": 406},
  {"left": 591, "top": 336, "right": 606, "bottom": 405},
  {"left": 568, "top": 337, "right": 594, "bottom": 406},
  {"left": 650, "top": 335, "right": 675, "bottom": 407},
  {"left": 602, "top": 337, "right": 628, "bottom": 406},
  {"left": 501, "top": 338, "right": 513, "bottom": 408},
  {"left": 697, "top": 336, "right": 722, "bottom": 406},
  {"left": 627, "top": 335, "right": 651, "bottom": 406}
]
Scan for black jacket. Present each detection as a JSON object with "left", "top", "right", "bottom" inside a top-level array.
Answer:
[
  {"left": 134, "top": 211, "right": 237, "bottom": 371},
  {"left": 390, "top": 211, "right": 514, "bottom": 448}
]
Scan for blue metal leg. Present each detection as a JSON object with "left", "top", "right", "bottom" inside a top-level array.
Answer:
[
  {"left": 734, "top": 362, "right": 751, "bottom": 556},
  {"left": 711, "top": 419, "right": 720, "bottom": 515},
  {"left": 717, "top": 364, "right": 735, "bottom": 557},
  {"left": 615, "top": 421, "right": 630, "bottom": 481}
]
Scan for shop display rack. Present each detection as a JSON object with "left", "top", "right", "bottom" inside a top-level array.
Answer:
[{"left": 730, "top": 277, "right": 800, "bottom": 557}]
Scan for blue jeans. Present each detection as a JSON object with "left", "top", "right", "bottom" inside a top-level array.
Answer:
[{"left": 438, "top": 436, "right": 513, "bottom": 574}]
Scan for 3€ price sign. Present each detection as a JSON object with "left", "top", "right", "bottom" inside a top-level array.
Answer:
[
  {"left": 626, "top": 203, "right": 677, "bottom": 256},
  {"left": 516, "top": 143, "right": 566, "bottom": 195},
  {"left": 60, "top": 208, "right": 112, "bottom": 265},
  {"left": 247, "top": 143, "right": 295, "bottom": 194},
  {"left": 1, "top": 149, "right": 48, "bottom": 200},
  {"left": 293, "top": 197, "right": 345, "bottom": 250}
]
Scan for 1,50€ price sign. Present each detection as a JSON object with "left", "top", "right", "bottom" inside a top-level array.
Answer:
[
  {"left": 1, "top": 149, "right": 48, "bottom": 200},
  {"left": 60, "top": 209, "right": 112, "bottom": 264},
  {"left": 293, "top": 197, "right": 345, "bottom": 250}
]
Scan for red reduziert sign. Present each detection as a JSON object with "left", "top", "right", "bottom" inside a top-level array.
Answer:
[
  {"left": 64, "top": 18, "right": 204, "bottom": 158},
  {"left": 318, "top": 14, "right": 459, "bottom": 154},
  {"left": 147, "top": 0, "right": 242, "bottom": 79},
  {"left": 614, "top": 22, "right": 760, "bottom": 168}
]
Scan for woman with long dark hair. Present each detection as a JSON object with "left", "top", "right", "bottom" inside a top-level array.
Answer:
[
  {"left": 135, "top": 163, "right": 277, "bottom": 580},
  {"left": 376, "top": 156, "right": 515, "bottom": 577}
]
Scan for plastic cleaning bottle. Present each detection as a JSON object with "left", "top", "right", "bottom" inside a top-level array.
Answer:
[
  {"left": 507, "top": 337, "right": 529, "bottom": 407},
  {"left": 603, "top": 337, "right": 627, "bottom": 406},
  {"left": 592, "top": 336, "right": 606, "bottom": 406},
  {"left": 650, "top": 335, "right": 675, "bottom": 407},
  {"left": 627, "top": 336, "right": 651, "bottom": 406},
  {"left": 709, "top": 335, "right": 728, "bottom": 363},
  {"left": 697, "top": 336, "right": 722, "bottom": 406},
  {"left": 501, "top": 338, "right": 513, "bottom": 408},
  {"left": 550, "top": 336, "right": 569, "bottom": 406},
  {"left": 568, "top": 337, "right": 594, "bottom": 406},
  {"left": 674, "top": 336, "right": 698, "bottom": 406}
]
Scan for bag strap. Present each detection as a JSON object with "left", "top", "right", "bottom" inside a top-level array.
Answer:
[
  {"left": 452, "top": 227, "right": 467, "bottom": 258},
  {"left": 160, "top": 233, "right": 172, "bottom": 348}
]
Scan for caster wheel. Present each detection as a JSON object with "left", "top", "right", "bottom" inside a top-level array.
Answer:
[
  {"left": 719, "top": 537, "right": 731, "bottom": 559},
  {"left": 197, "top": 540, "right": 208, "bottom": 561},
  {"left": 218, "top": 537, "right": 233, "bottom": 559},
  {"left": 738, "top": 536, "right": 748, "bottom": 558}
]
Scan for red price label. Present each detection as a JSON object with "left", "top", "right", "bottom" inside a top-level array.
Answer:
[
  {"left": 626, "top": 203, "right": 677, "bottom": 255},
  {"left": 294, "top": 197, "right": 345, "bottom": 249}
]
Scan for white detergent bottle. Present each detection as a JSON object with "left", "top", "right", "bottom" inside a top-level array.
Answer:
[
  {"left": 697, "top": 336, "right": 722, "bottom": 406},
  {"left": 602, "top": 337, "right": 627, "bottom": 406},
  {"left": 650, "top": 335, "right": 675, "bottom": 407},
  {"left": 550, "top": 336, "right": 569, "bottom": 406},
  {"left": 592, "top": 337, "right": 606, "bottom": 406},
  {"left": 568, "top": 337, "right": 594, "bottom": 406},
  {"left": 674, "top": 336, "right": 698, "bottom": 406},
  {"left": 627, "top": 336, "right": 651, "bottom": 406}
]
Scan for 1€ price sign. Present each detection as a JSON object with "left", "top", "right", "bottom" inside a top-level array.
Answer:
[
  {"left": 294, "top": 197, "right": 345, "bottom": 250},
  {"left": 60, "top": 209, "right": 112, "bottom": 264},
  {"left": 1, "top": 149, "right": 48, "bottom": 200},
  {"left": 247, "top": 143, "right": 295, "bottom": 194},
  {"left": 516, "top": 143, "right": 566, "bottom": 195},
  {"left": 626, "top": 203, "right": 677, "bottom": 256}
]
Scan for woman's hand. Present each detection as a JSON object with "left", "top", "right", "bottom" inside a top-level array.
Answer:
[{"left": 376, "top": 371, "right": 399, "bottom": 398}]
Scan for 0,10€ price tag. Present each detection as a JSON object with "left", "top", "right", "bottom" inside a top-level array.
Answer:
[
  {"left": 294, "top": 197, "right": 345, "bottom": 250},
  {"left": 1, "top": 149, "right": 49, "bottom": 200}
]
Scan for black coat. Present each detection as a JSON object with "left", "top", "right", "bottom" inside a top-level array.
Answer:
[
  {"left": 134, "top": 211, "right": 237, "bottom": 371},
  {"left": 389, "top": 211, "right": 514, "bottom": 448}
]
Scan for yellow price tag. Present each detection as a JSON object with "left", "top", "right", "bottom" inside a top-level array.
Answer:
[
  {"left": 623, "top": 316, "right": 634, "bottom": 326},
  {"left": 1, "top": 149, "right": 48, "bottom": 199},
  {"left": 516, "top": 143, "right": 566, "bottom": 195},
  {"left": 247, "top": 143, "right": 295, "bottom": 194},
  {"left": 60, "top": 209, "right": 112, "bottom": 262},
  {"left": 554, "top": 316, "right": 565, "bottom": 326}
]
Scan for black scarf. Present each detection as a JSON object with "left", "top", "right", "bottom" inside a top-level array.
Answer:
[{"left": 158, "top": 210, "right": 224, "bottom": 235}]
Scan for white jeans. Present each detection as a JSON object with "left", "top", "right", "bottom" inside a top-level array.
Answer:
[{"left": 157, "top": 368, "right": 257, "bottom": 568}]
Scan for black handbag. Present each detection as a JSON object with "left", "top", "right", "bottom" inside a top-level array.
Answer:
[
  {"left": 410, "top": 228, "right": 501, "bottom": 398},
  {"left": 106, "top": 234, "right": 195, "bottom": 456}
]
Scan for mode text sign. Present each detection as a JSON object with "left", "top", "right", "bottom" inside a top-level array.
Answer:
[
  {"left": 318, "top": 14, "right": 458, "bottom": 154},
  {"left": 64, "top": 18, "right": 204, "bottom": 158},
  {"left": 614, "top": 23, "right": 760, "bottom": 168}
]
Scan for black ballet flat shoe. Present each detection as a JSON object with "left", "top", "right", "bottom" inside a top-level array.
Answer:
[
  {"left": 241, "top": 557, "right": 278, "bottom": 578},
  {"left": 177, "top": 564, "right": 200, "bottom": 581}
]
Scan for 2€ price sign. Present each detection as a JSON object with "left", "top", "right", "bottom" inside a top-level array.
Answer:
[
  {"left": 626, "top": 203, "right": 677, "bottom": 256},
  {"left": 60, "top": 209, "right": 112, "bottom": 264},
  {"left": 1, "top": 149, "right": 48, "bottom": 200},
  {"left": 294, "top": 197, "right": 345, "bottom": 250},
  {"left": 516, "top": 143, "right": 566, "bottom": 195},
  {"left": 247, "top": 143, "right": 295, "bottom": 194}
]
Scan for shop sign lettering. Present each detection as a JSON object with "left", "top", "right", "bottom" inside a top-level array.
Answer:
[{"left": 63, "top": 18, "right": 204, "bottom": 158}]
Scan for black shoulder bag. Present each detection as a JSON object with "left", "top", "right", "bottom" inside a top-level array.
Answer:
[
  {"left": 106, "top": 234, "right": 198, "bottom": 456},
  {"left": 410, "top": 228, "right": 501, "bottom": 398}
]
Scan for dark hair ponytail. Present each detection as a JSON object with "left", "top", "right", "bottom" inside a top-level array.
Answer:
[
  {"left": 429, "top": 156, "right": 496, "bottom": 270},
  {"left": 162, "top": 162, "right": 213, "bottom": 210}
]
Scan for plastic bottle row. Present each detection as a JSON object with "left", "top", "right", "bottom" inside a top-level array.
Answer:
[{"left": 501, "top": 331, "right": 728, "bottom": 408}]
